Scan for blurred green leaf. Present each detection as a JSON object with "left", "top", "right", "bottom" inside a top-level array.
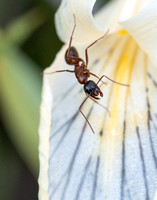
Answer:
[
  {"left": 0, "top": 6, "right": 48, "bottom": 50},
  {"left": 1, "top": 47, "right": 41, "bottom": 176},
  {"left": 0, "top": 7, "right": 49, "bottom": 176}
]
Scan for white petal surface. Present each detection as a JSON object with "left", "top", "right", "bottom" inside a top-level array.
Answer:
[
  {"left": 55, "top": 0, "right": 153, "bottom": 45},
  {"left": 38, "top": 77, "right": 53, "bottom": 200},
  {"left": 55, "top": 0, "right": 139, "bottom": 44},
  {"left": 39, "top": 34, "right": 157, "bottom": 200},
  {"left": 94, "top": 0, "right": 139, "bottom": 30},
  {"left": 120, "top": 0, "right": 157, "bottom": 67},
  {"left": 39, "top": 1, "right": 157, "bottom": 200},
  {"left": 55, "top": 0, "right": 107, "bottom": 45}
]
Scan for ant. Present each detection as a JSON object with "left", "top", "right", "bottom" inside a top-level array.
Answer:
[{"left": 44, "top": 15, "right": 129, "bottom": 134}]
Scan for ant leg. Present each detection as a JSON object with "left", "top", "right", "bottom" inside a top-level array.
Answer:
[
  {"left": 87, "top": 94, "right": 111, "bottom": 117},
  {"left": 66, "top": 14, "right": 76, "bottom": 57},
  {"left": 97, "top": 75, "right": 130, "bottom": 87},
  {"left": 85, "top": 29, "right": 109, "bottom": 67},
  {"left": 43, "top": 70, "right": 74, "bottom": 75},
  {"left": 96, "top": 75, "right": 106, "bottom": 85},
  {"left": 79, "top": 96, "right": 95, "bottom": 134},
  {"left": 65, "top": 15, "right": 85, "bottom": 65},
  {"left": 89, "top": 72, "right": 108, "bottom": 85}
]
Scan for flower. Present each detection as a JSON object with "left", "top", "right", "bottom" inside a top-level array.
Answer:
[{"left": 39, "top": 0, "right": 157, "bottom": 199}]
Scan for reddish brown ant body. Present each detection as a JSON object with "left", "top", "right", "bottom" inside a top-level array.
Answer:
[{"left": 45, "top": 15, "right": 129, "bottom": 134}]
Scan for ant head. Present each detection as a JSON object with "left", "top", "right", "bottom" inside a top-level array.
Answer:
[
  {"left": 84, "top": 80, "right": 103, "bottom": 99},
  {"left": 65, "top": 46, "right": 79, "bottom": 65}
]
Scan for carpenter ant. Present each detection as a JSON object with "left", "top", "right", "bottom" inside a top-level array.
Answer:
[{"left": 44, "top": 15, "right": 129, "bottom": 134}]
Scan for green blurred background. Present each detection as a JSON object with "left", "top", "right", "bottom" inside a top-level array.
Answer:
[
  {"left": 0, "top": 0, "right": 62, "bottom": 199},
  {"left": 0, "top": 0, "right": 110, "bottom": 199}
]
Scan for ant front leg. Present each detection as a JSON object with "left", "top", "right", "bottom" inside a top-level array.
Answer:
[
  {"left": 97, "top": 75, "right": 130, "bottom": 87},
  {"left": 79, "top": 96, "right": 95, "bottom": 134},
  {"left": 86, "top": 94, "right": 111, "bottom": 117},
  {"left": 89, "top": 72, "right": 108, "bottom": 85}
]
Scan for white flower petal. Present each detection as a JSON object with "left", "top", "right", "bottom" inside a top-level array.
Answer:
[
  {"left": 55, "top": 0, "right": 153, "bottom": 45},
  {"left": 39, "top": 33, "right": 157, "bottom": 199},
  {"left": 94, "top": 0, "right": 144, "bottom": 30},
  {"left": 39, "top": 0, "right": 157, "bottom": 199},
  {"left": 120, "top": 0, "right": 157, "bottom": 67},
  {"left": 55, "top": 0, "right": 141, "bottom": 44},
  {"left": 38, "top": 79, "right": 52, "bottom": 200},
  {"left": 55, "top": 0, "right": 107, "bottom": 45}
]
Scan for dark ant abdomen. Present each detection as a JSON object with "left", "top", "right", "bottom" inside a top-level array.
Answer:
[
  {"left": 65, "top": 46, "right": 80, "bottom": 65},
  {"left": 84, "top": 80, "right": 103, "bottom": 99}
]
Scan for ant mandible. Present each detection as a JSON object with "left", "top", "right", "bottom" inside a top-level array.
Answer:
[{"left": 45, "top": 14, "right": 129, "bottom": 134}]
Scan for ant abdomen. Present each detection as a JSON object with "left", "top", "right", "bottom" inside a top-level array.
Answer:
[
  {"left": 84, "top": 80, "right": 103, "bottom": 99},
  {"left": 67, "top": 46, "right": 79, "bottom": 57},
  {"left": 65, "top": 46, "right": 79, "bottom": 65}
]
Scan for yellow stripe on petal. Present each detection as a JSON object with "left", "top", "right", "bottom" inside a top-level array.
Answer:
[
  {"left": 106, "top": 37, "right": 137, "bottom": 136},
  {"left": 98, "top": 38, "right": 138, "bottom": 196}
]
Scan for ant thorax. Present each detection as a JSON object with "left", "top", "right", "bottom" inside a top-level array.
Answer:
[{"left": 74, "top": 65, "right": 90, "bottom": 84}]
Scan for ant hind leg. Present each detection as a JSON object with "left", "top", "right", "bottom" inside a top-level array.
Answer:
[
  {"left": 66, "top": 14, "right": 77, "bottom": 57},
  {"left": 85, "top": 29, "right": 109, "bottom": 67}
]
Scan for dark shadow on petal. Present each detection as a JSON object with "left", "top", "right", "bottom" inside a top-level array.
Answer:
[
  {"left": 90, "top": 156, "right": 100, "bottom": 200},
  {"left": 60, "top": 107, "right": 94, "bottom": 200},
  {"left": 75, "top": 156, "right": 92, "bottom": 200},
  {"left": 136, "top": 126, "right": 150, "bottom": 200}
]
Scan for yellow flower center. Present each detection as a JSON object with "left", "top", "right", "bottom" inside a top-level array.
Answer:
[{"left": 117, "top": 29, "right": 128, "bottom": 35}]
